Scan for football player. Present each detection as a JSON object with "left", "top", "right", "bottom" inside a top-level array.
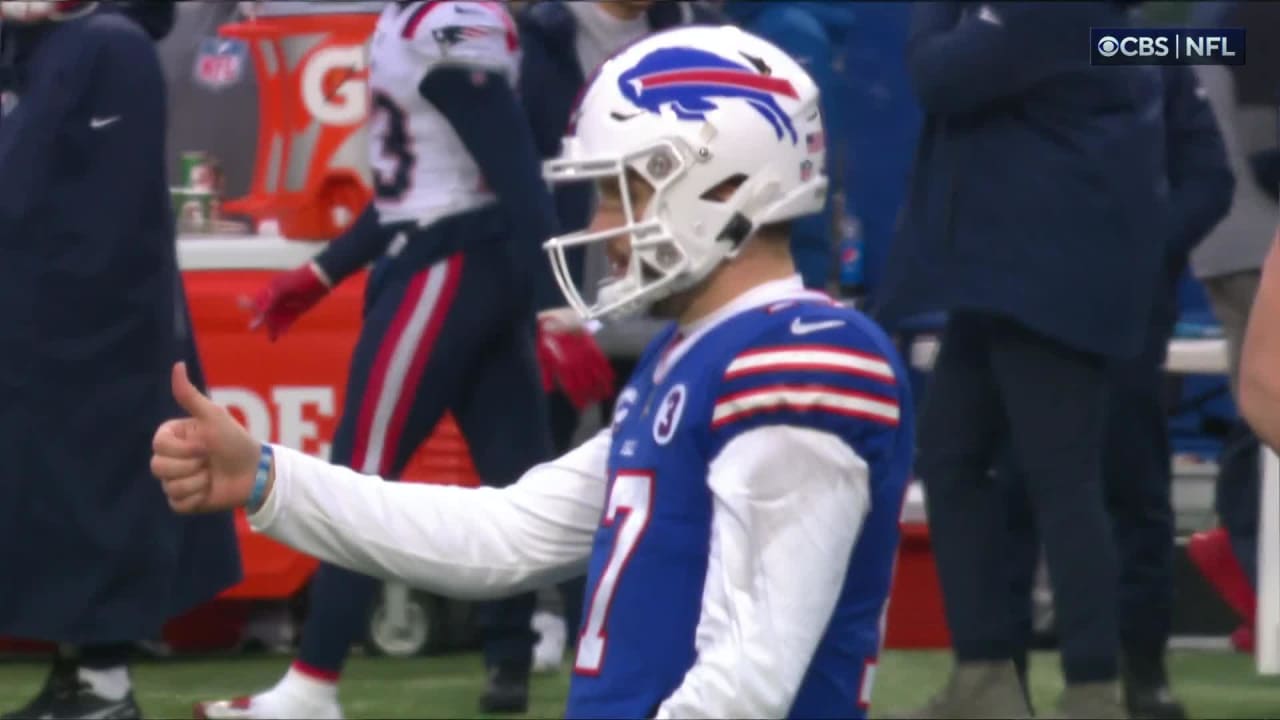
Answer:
[
  {"left": 204, "top": 2, "right": 609, "bottom": 717},
  {"left": 157, "top": 25, "right": 914, "bottom": 719}
]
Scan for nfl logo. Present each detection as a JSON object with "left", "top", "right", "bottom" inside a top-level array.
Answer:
[
  {"left": 194, "top": 38, "right": 248, "bottom": 91},
  {"left": 0, "top": 91, "right": 17, "bottom": 118}
]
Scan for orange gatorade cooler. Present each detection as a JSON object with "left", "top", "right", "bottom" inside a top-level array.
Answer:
[{"left": 218, "top": 5, "right": 379, "bottom": 240}]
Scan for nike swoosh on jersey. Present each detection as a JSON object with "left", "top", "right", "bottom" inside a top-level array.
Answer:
[
  {"left": 790, "top": 318, "right": 846, "bottom": 336},
  {"left": 90, "top": 115, "right": 121, "bottom": 129}
]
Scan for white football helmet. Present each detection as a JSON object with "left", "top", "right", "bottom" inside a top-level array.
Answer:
[
  {"left": 0, "top": 1, "right": 96, "bottom": 22},
  {"left": 542, "top": 25, "right": 828, "bottom": 321}
]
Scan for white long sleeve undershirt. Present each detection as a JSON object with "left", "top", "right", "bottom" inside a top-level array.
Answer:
[
  {"left": 249, "top": 430, "right": 612, "bottom": 600},
  {"left": 249, "top": 424, "right": 870, "bottom": 718}
]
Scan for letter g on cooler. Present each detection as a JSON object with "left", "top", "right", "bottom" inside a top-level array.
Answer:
[{"left": 301, "top": 45, "right": 369, "bottom": 126}]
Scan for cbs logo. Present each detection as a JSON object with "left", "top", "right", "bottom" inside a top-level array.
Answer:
[{"left": 1096, "top": 34, "right": 1170, "bottom": 58}]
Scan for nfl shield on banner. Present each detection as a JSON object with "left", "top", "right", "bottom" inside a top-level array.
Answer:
[{"left": 194, "top": 37, "right": 248, "bottom": 91}]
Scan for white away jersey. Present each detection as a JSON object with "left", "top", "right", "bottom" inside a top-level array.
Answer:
[{"left": 366, "top": 1, "right": 520, "bottom": 225}]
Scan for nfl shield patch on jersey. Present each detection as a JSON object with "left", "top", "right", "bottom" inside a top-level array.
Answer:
[{"left": 193, "top": 37, "right": 248, "bottom": 91}]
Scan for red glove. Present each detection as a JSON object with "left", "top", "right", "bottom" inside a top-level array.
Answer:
[
  {"left": 537, "top": 312, "right": 616, "bottom": 410},
  {"left": 247, "top": 262, "right": 332, "bottom": 341}
]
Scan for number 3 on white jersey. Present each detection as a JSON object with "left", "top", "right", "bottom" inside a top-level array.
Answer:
[{"left": 574, "top": 470, "right": 654, "bottom": 675}]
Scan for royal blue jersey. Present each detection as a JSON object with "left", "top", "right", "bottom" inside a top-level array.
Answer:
[{"left": 564, "top": 294, "right": 914, "bottom": 719}]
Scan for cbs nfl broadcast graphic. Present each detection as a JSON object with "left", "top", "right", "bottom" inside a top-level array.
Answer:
[{"left": 1092, "top": 27, "right": 1245, "bottom": 65}]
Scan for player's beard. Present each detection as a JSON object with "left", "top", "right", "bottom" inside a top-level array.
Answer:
[
  {"left": 646, "top": 270, "right": 715, "bottom": 321},
  {"left": 647, "top": 291, "right": 692, "bottom": 320}
]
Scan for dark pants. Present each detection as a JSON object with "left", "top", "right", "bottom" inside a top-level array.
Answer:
[
  {"left": 918, "top": 311, "right": 1118, "bottom": 684},
  {"left": 298, "top": 235, "right": 551, "bottom": 675},
  {"left": 1007, "top": 291, "right": 1179, "bottom": 681},
  {"left": 1103, "top": 344, "right": 1177, "bottom": 662}
]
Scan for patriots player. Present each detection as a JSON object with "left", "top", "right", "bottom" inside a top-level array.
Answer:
[
  {"left": 155, "top": 25, "right": 914, "bottom": 719},
  {"left": 205, "top": 2, "right": 610, "bottom": 717}
]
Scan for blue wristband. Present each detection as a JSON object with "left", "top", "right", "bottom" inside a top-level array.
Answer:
[{"left": 247, "top": 444, "right": 274, "bottom": 512}]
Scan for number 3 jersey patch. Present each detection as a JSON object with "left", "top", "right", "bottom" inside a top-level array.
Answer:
[{"left": 366, "top": 1, "right": 520, "bottom": 225}]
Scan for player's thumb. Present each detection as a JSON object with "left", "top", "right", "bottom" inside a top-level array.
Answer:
[{"left": 171, "top": 362, "right": 219, "bottom": 421}]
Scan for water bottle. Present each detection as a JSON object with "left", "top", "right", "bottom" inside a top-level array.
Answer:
[{"left": 837, "top": 208, "right": 866, "bottom": 301}]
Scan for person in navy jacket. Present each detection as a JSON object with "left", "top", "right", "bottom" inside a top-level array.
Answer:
[
  {"left": 877, "top": 3, "right": 1169, "bottom": 718},
  {"left": 0, "top": 3, "right": 240, "bottom": 718},
  {"left": 1002, "top": 60, "right": 1234, "bottom": 720}
]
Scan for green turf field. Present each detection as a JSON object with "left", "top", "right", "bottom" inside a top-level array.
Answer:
[{"left": 0, "top": 649, "right": 1274, "bottom": 718}]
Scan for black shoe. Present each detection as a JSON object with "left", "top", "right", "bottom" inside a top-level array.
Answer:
[
  {"left": 1124, "top": 682, "right": 1187, "bottom": 720},
  {"left": 1122, "top": 651, "right": 1187, "bottom": 720},
  {"left": 2, "top": 667, "right": 142, "bottom": 720},
  {"left": 1, "top": 656, "right": 78, "bottom": 719},
  {"left": 478, "top": 664, "right": 530, "bottom": 714}
]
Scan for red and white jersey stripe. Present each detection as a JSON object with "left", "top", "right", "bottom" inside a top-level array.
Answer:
[
  {"left": 712, "top": 384, "right": 900, "bottom": 429},
  {"left": 723, "top": 345, "right": 896, "bottom": 383}
]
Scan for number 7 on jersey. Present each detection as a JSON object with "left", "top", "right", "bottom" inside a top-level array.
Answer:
[{"left": 574, "top": 470, "right": 654, "bottom": 675}]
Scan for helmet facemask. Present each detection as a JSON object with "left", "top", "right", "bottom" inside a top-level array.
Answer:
[{"left": 543, "top": 135, "right": 759, "bottom": 322}]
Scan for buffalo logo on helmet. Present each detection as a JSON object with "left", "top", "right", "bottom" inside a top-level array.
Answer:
[{"left": 617, "top": 47, "right": 800, "bottom": 144}]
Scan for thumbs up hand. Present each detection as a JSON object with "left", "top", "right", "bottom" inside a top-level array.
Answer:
[{"left": 152, "top": 362, "right": 263, "bottom": 513}]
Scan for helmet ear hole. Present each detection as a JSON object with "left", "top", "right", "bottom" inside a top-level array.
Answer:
[
  {"left": 719, "top": 213, "right": 754, "bottom": 249},
  {"left": 699, "top": 174, "right": 749, "bottom": 203}
]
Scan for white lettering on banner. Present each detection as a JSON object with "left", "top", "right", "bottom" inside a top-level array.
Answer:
[
  {"left": 301, "top": 46, "right": 369, "bottom": 126},
  {"left": 274, "top": 386, "right": 335, "bottom": 459},
  {"left": 210, "top": 386, "right": 337, "bottom": 459},
  {"left": 211, "top": 387, "right": 272, "bottom": 443}
]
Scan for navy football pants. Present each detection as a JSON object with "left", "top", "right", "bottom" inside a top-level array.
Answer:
[{"left": 297, "top": 236, "right": 551, "bottom": 676}]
